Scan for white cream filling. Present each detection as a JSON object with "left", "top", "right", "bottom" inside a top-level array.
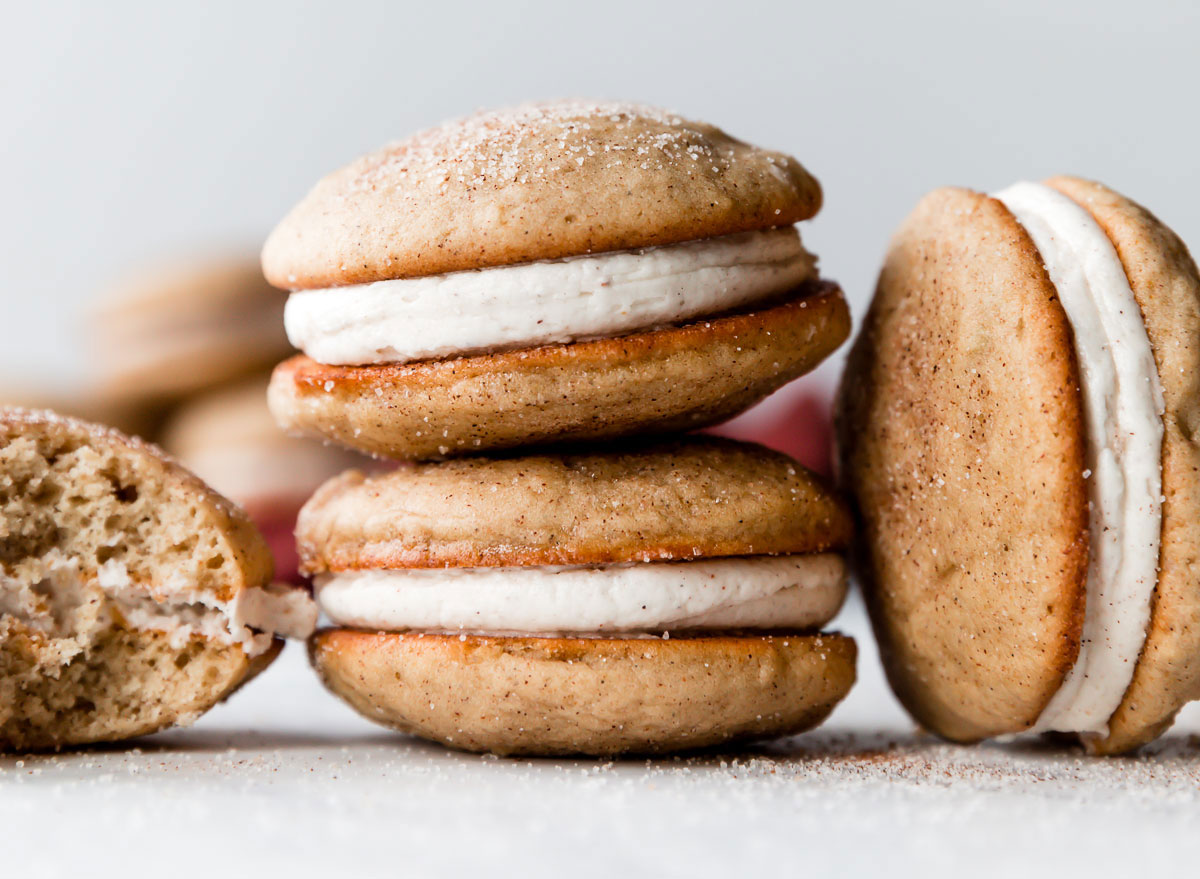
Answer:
[
  {"left": 97, "top": 560, "right": 317, "bottom": 654},
  {"left": 0, "top": 552, "right": 316, "bottom": 658},
  {"left": 994, "top": 181, "right": 1164, "bottom": 736},
  {"left": 284, "top": 227, "right": 816, "bottom": 365},
  {"left": 314, "top": 554, "right": 846, "bottom": 637}
]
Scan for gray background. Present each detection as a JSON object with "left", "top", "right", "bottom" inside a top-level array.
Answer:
[{"left": 4, "top": 0, "right": 1197, "bottom": 384}]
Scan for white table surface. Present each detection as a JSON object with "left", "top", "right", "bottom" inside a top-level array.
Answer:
[{"left": 5, "top": 593, "right": 1200, "bottom": 879}]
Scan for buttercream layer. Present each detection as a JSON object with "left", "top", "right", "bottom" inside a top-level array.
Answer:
[
  {"left": 315, "top": 554, "right": 845, "bottom": 636},
  {"left": 284, "top": 227, "right": 816, "bottom": 365},
  {"left": 994, "top": 181, "right": 1164, "bottom": 736}
]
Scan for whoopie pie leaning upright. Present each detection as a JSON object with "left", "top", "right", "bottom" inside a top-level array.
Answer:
[
  {"left": 263, "top": 100, "right": 859, "bottom": 756},
  {"left": 838, "top": 176, "right": 1200, "bottom": 754}
]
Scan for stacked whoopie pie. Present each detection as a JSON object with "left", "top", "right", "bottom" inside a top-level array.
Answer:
[
  {"left": 838, "top": 177, "right": 1200, "bottom": 755},
  {"left": 265, "top": 100, "right": 857, "bottom": 756}
]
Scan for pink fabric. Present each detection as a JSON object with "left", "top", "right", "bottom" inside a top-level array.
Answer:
[
  {"left": 705, "top": 379, "right": 833, "bottom": 476},
  {"left": 240, "top": 504, "right": 304, "bottom": 585}
]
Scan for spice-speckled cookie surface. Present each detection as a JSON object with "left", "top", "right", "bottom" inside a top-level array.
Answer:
[
  {"left": 297, "top": 436, "right": 852, "bottom": 574},
  {"left": 263, "top": 100, "right": 821, "bottom": 289},
  {"left": 836, "top": 187, "right": 1089, "bottom": 742},
  {"left": 310, "top": 630, "right": 855, "bottom": 756}
]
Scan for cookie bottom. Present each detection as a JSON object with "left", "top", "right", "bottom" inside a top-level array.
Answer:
[
  {"left": 270, "top": 283, "right": 849, "bottom": 460},
  {"left": 310, "top": 629, "right": 855, "bottom": 756},
  {"left": 0, "top": 625, "right": 281, "bottom": 750}
]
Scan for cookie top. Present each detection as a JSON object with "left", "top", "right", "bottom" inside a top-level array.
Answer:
[
  {"left": 0, "top": 407, "right": 273, "bottom": 603},
  {"left": 262, "top": 100, "right": 821, "bottom": 289},
  {"left": 836, "top": 186, "right": 1089, "bottom": 742},
  {"left": 297, "top": 437, "right": 851, "bottom": 573},
  {"left": 0, "top": 382, "right": 164, "bottom": 440},
  {"left": 1048, "top": 176, "right": 1200, "bottom": 754}
]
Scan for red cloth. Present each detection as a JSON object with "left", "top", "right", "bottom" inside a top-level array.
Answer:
[{"left": 705, "top": 380, "right": 833, "bottom": 476}]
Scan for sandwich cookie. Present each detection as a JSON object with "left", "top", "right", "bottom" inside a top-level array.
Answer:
[
  {"left": 0, "top": 408, "right": 316, "bottom": 749},
  {"left": 265, "top": 100, "right": 849, "bottom": 459},
  {"left": 91, "top": 256, "right": 291, "bottom": 403},
  {"left": 160, "top": 376, "right": 365, "bottom": 583},
  {"left": 836, "top": 177, "right": 1200, "bottom": 754},
  {"left": 303, "top": 438, "right": 856, "bottom": 756}
]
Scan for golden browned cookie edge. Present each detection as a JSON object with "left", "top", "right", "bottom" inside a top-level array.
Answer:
[
  {"left": 309, "top": 630, "right": 855, "bottom": 756},
  {"left": 297, "top": 436, "right": 851, "bottom": 572},
  {"left": 269, "top": 285, "right": 849, "bottom": 460}
]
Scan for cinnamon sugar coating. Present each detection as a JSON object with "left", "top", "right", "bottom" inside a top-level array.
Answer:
[
  {"left": 263, "top": 100, "right": 821, "bottom": 289},
  {"left": 836, "top": 187, "right": 1089, "bottom": 742}
]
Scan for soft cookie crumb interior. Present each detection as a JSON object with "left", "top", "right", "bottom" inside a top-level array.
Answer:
[{"left": 0, "top": 410, "right": 282, "bottom": 748}]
